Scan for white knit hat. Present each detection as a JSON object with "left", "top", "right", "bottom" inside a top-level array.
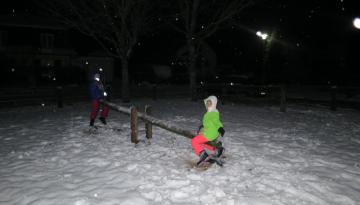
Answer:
[{"left": 94, "top": 73, "right": 100, "bottom": 81}]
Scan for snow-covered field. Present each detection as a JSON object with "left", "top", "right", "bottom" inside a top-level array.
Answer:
[{"left": 1, "top": 98, "right": 360, "bottom": 205}]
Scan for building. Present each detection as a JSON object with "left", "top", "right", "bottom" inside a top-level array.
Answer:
[{"left": 0, "top": 14, "right": 114, "bottom": 87}]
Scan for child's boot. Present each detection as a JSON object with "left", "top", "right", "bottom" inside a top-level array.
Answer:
[
  {"left": 216, "top": 147, "right": 225, "bottom": 158},
  {"left": 90, "top": 119, "right": 95, "bottom": 126},
  {"left": 196, "top": 150, "right": 209, "bottom": 166},
  {"left": 99, "top": 117, "right": 107, "bottom": 125}
]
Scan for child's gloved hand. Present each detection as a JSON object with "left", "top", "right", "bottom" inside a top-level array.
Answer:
[
  {"left": 218, "top": 127, "right": 225, "bottom": 137},
  {"left": 197, "top": 125, "right": 204, "bottom": 134}
]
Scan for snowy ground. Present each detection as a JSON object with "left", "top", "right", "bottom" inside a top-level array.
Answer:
[{"left": 1, "top": 98, "right": 360, "bottom": 205}]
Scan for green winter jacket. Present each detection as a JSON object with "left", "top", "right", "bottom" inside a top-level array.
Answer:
[{"left": 202, "top": 111, "right": 223, "bottom": 141}]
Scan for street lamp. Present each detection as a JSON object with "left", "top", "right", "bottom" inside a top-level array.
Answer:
[
  {"left": 353, "top": 17, "right": 360, "bottom": 29},
  {"left": 256, "top": 31, "right": 269, "bottom": 40},
  {"left": 256, "top": 31, "right": 271, "bottom": 84}
]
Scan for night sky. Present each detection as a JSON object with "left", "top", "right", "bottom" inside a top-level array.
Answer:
[{"left": 1, "top": 0, "right": 360, "bottom": 85}]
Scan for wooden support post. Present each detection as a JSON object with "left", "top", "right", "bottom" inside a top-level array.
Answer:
[
  {"left": 221, "top": 87, "right": 226, "bottom": 105},
  {"left": 130, "top": 106, "right": 138, "bottom": 143},
  {"left": 56, "top": 86, "right": 63, "bottom": 108},
  {"left": 145, "top": 105, "right": 152, "bottom": 139},
  {"left": 280, "top": 85, "right": 287, "bottom": 112},
  {"left": 330, "top": 85, "right": 337, "bottom": 111},
  {"left": 152, "top": 84, "right": 157, "bottom": 100}
]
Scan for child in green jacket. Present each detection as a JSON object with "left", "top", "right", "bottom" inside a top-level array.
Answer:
[{"left": 191, "top": 95, "right": 225, "bottom": 166}]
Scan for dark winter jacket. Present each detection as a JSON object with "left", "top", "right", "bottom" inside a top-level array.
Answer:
[{"left": 90, "top": 81, "right": 105, "bottom": 100}]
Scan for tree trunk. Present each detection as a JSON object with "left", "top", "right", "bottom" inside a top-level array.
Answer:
[
  {"left": 188, "top": 0, "right": 200, "bottom": 101},
  {"left": 188, "top": 39, "right": 198, "bottom": 101},
  {"left": 121, "top": 57, "right": 130, "bottom": 102},
  {"left": 280, "top": 84, "right": 287, "bottom": 112}
]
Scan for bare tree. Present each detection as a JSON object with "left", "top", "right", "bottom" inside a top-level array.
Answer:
[
  {"left": 42, "top": 0, "right": 156, "bottom": 102},
  {"left": 164, "top": 0, "right": 254, "bottom": 100}
]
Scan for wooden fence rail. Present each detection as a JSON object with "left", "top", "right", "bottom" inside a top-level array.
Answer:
[
  {"left": 0, "top": 86, "right": 89, "bottom": 108},
  {"left": 198, "top": 84, "right": 360, "bottom": 112}
]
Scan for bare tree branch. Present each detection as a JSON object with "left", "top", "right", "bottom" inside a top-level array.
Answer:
[
  {"left": 161, "top": 0, "right": 255, "bottom": 100},
  {"left": 39, "top": 0, "right": 157, "bottom": 102}
]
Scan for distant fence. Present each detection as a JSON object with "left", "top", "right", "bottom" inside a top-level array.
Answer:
[
  {"left": 130, "top": 84, "right": 190, "bottom": 100},
  {"left": 0, "top": 86, "right": 90, "bottom": 108},
  {"left": 198, "top": 84, "right": 287, "bottom": 112},
  {"left": 197, "top": 83, "right": 360, "bottom": 111},
  {"left": 1, "top": 84, "right": 359, "bottom": 111},
  {"left": 285, "top": 85, "right": 360, "bottom": 111}
]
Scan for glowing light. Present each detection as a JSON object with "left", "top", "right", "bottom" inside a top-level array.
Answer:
[
  {"left": 256, "top": 31, "right": 268, "bottom": 40},
  {"left": 353, "top": 17, "right": 360, "bottom": 29},
  {"left": 53, "top": 77, "right": 56, "bottom": 81},
  {"left": 99, "top": 68, "right": 103, "bottom": 72},
  {"left": 104, "top": 92, "right": 107, "bottom": 97},
  {"left": 85, "top": 61, "right": 89, "bottom": 65},
  {"left": 41, "top": 103, "right": 45, "bottom": 107},
  {"left": 11, "top": 68, "right": 15, "bottom": 72},
  {"left": 260, "top": 91, "right": 266, "bottom": 96}
]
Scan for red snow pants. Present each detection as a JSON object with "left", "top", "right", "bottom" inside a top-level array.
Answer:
[
  {"left": 90, "top": 100, "right": 109, "bottom": 120},
  {"left": 191, "top": 134, "right": 216, "bottom": 156}
]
